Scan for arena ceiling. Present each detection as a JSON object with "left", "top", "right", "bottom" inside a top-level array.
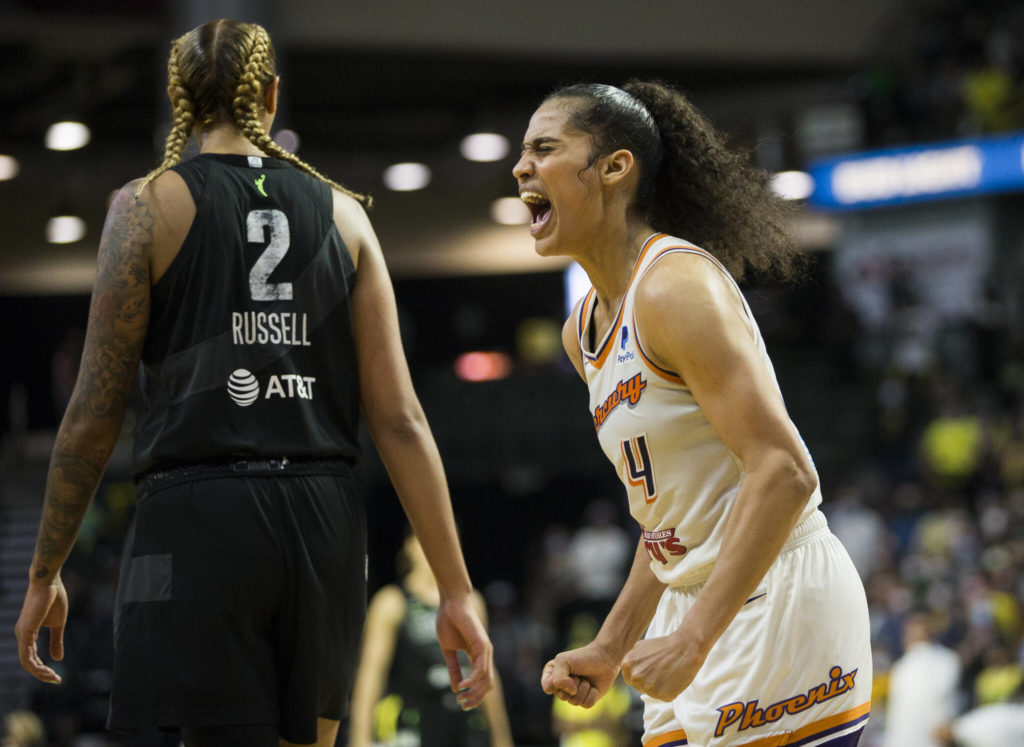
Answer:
[{"left": 0, "top": 0, "right": 907, "bottom": 294}]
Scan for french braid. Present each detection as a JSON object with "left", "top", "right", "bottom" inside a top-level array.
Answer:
[
  {"left": 137, "top": 20, "right": 370, "bottom": 207},
  {"left": 231, "top": 27, "right": 371, "bottom": 206},
  {"left": 135, "top": 40, "right": 195, "bottom": 197}
]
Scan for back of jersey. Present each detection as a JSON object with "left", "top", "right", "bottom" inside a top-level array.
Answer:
[{"left": 132, "top": 153, "right": 361, "bottom": 474}]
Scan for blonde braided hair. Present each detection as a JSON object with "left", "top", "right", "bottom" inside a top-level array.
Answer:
[
  {"left": 231, "top": 26, "right": 370, "bottom": 205},
  {"left": 137, "top": 19, "right": 369, "bottom": 206},
  {"left": 135, "top": 39, "right": 195, "bottom": 197}
]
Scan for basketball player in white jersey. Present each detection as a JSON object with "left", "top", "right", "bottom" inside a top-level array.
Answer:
[{"left": 515, "top": 82, "right": 872, "bottom": 746}]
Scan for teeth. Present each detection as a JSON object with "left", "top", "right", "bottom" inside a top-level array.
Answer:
[{"left": 520, "top": 191, "right": 547, "bottom": 205}]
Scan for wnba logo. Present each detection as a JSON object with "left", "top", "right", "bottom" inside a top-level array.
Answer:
[{"left": 227, "top": 369, "right": 260, "bottom": 406}]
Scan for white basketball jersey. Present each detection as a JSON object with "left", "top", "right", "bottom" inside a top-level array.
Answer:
[{"left": 578, "top": 233, "right": 822, "bottom": 587}]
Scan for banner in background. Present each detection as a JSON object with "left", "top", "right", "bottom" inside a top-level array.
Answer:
[{"left": 809, "top": 131, "right": 1024, "bottom": 210}]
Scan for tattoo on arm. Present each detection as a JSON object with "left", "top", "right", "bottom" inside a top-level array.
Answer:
[{"left": 32, "top": 182, "right": 153, "bottom": 579}]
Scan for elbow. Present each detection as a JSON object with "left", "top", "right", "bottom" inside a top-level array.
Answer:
[
  {"left": 751, "top": 448, "right": 817, "bottom": 511},
  {"left": 366, "top": 403, "right": 430, "bottom": 447},
  {"left": 60, "top": 399, "right": 124, "bottom": 448},
  {"left": 781, "top": 451, "right": 818, "bottom": 507}
]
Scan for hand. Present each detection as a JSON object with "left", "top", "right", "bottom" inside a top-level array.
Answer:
[
  {"left": 541, "top": 642, "right": 620, "bottom": 708},
  {"left": 15, "top": 576, "right": 68, "bottom": 684},
  {"left": 436, "top": 595, "right": 494, "bottom": 710},
  {"left": 620, "top": 631, "right": 707, "bottom": 701}
]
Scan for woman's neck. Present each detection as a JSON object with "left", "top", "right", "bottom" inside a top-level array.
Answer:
[
  {"left": 197, "top": 124, "right": 265, "bottom": 156},
  {"left": 576, "top": 216, "right": 656, "bottom": 307}
]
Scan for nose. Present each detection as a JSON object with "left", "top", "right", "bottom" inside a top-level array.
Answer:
[{"left": 512, "top": 151, "right": 532, "bottom": 182}]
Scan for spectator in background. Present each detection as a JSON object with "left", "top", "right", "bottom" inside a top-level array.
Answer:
[
  {"left": 2, "top": 711, "right": 44, "bottom": 747},
  {"left": 551, "top": 615, "right": 633, "bottom": 747},
  {"left": 826, "top": 481, "right": 890, "bottom": 581},
  {"left": 883, "top": 611, "right": 962, "bottom": 747},
  {"left": 348, "top": 532, "right": 513, "bottom": 747},
  {"left": 563, "top": 499, "right": 633, "bottom": 623},
  {"left": 942, "top": 684, "right": 1024, "bottom": 747}
]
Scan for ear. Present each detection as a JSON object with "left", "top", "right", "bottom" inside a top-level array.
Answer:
[
  {"left": 600, "top": 149, "right": 635, "bottom": 186},
  {"left": 263, "top": 76, "right": 279, "bottom": 115}
]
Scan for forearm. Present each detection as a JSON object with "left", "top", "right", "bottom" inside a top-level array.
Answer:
[
  {"left": 31, "top": 409, "right": 123, "bottom": 583},
  {"left": 594, "top": 540, "right": 666, "bottom": 662},
  {"left": 483, "top": 674, "right": 513, "bottom": 747},
  {"left": 370, "top": 410, "right": 472, "bottom": 599},
  {"left": 679, "top": 451, "right": 812, "bottom": 651}
]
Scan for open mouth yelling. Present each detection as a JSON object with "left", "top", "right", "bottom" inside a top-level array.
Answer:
[{"left": 520, "top": 190, "right": 552, "bottom": 236}]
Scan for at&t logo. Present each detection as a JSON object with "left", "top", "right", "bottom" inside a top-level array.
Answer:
[
  {"left": 226, "top": 368, "right": 316, "bottom": 407},
  {"left": 228, "top": 369, "right": 260, "bottom": 406}
]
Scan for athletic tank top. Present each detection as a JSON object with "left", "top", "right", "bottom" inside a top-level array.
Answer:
[
  {"left": 385, "top": 590, "right": 481, "bottom": 744},
  {"left": 132, "top": 153, "right": 360, "bottom": 474},
  {"left": 387, "top": 589, "right": 456, "bottom": 702},
  {"left": 579, "top": 233, "right": 822, "bottom": 587}
]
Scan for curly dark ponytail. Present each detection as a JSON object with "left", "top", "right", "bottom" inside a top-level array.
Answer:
[{"left": 546, "top": 80, "right": 802, "bottom": 281}]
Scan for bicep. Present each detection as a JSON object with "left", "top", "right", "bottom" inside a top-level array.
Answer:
[
  {"left": 347, "top": 220, "right": 417, "bottom": 421},
  {"left": 72, "top": 183, "right": 153, "bottom": 420}
]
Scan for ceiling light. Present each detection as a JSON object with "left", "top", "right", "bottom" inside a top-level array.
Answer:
[
  {"left": 45, "top": 121, "right": 91, "bottom": 151},
  {"left": 490, "top": 197, "right": 531, "bottom": 225},
  {"left": 46, "top": 215, "right": 86, "bottom": 244},
  {"left": 771, "top": 171, "right": 814, "bottom": 200},
  {"left": 383, "top": 162, "right": 431, "bottom": 191},
  {"left": 460, "top": 133, "right": 509, "bottom": 162},
  {"left": 0, "top": 154, "right": 19, "bottom": 180}
]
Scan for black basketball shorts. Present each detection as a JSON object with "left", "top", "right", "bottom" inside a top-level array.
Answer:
[{"left": 106, "top": 461, "right": 366, "bottom": 745}]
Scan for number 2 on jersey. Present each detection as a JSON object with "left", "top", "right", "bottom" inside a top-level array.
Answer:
[
  {"left": 621, "top": 434, "right": 657, "bottom": 503},
  {"left": 247, "top": 209, "right": 293, "bottom": 301}
]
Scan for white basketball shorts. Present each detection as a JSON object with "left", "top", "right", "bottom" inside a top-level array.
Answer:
[{"left": 641, "top": 511, "right": 872, "bottom": 747}]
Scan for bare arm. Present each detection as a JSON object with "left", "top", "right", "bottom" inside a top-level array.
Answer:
[
  {"left": 348, "top": 586, "right": 406, "bottom": 747},
  {"left": 542, "top": 539, "right": 665, "bottom": 707},
  {"left": 561, "top": 307, "right": 586, "bottom": 382},
  {"left": 339, "top": 195, "right": 493, "bottom": 707},
  {"left": 621, "top": 253, "right": 816, "bottom": 700},
  {"left": 16, "top": 180, "right": 154, "bottom": 683}
]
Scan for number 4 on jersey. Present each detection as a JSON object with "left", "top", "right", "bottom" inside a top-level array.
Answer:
[{"left": 621, "top": 434, "right": 657, "bottom": 503}]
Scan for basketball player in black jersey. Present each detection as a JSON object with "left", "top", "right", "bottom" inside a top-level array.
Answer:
[
  {"left": 348, "top": 532, "right": 513, "bottom": 747},
  {"left": 14, "top": 19, "right": 492, "bottom": 747}
]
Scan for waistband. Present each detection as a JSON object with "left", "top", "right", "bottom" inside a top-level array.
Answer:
[
  {"left": 135, "top": 456, "right": 355, "bottom": 496},
  {"left": 670, "top": 509, "right": 829, "bottom": 589}
]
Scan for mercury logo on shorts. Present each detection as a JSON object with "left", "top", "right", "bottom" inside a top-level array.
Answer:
[
  {"left": 228, "top": 369, "right": 260, "bottom": 406},
  {"left": 226, "top": 369, "right": 317, "bottom": 406}
]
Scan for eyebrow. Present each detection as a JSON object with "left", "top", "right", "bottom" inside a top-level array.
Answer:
[{"left": 521, "top": 136, "right": 560, "bottom": 150}]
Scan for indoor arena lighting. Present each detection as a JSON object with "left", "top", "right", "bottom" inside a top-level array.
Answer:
[
  {"left": 460, "top": 132, "right": 509, "bottom": 162},
  {"left": 0, "top": 154, "right": 19, "bottom": 180},
  {"left": 490, "top": 196, "right": 531, "bottom": 225},
  {"left": 771, "top": 171, "right": 814, "bottom": 200},
  {"left": 46, "top": 215, "right": 86, "bottom": 244},
  {"left": 454, "top": 351, "right": 512, "bottom": 382},
  {"left": 383, "top": 162, "right": 431, "bottom": 191},
  {"left": 45, "top": 121, "right": 91, "bottom": 151},
  {"left": 274, "top": 129, "right": 300, "bottom": 153}
]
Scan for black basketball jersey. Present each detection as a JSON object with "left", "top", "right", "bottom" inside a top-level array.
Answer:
[{"left": 131, "top": 153, "right": 361, "bottom": 474}]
